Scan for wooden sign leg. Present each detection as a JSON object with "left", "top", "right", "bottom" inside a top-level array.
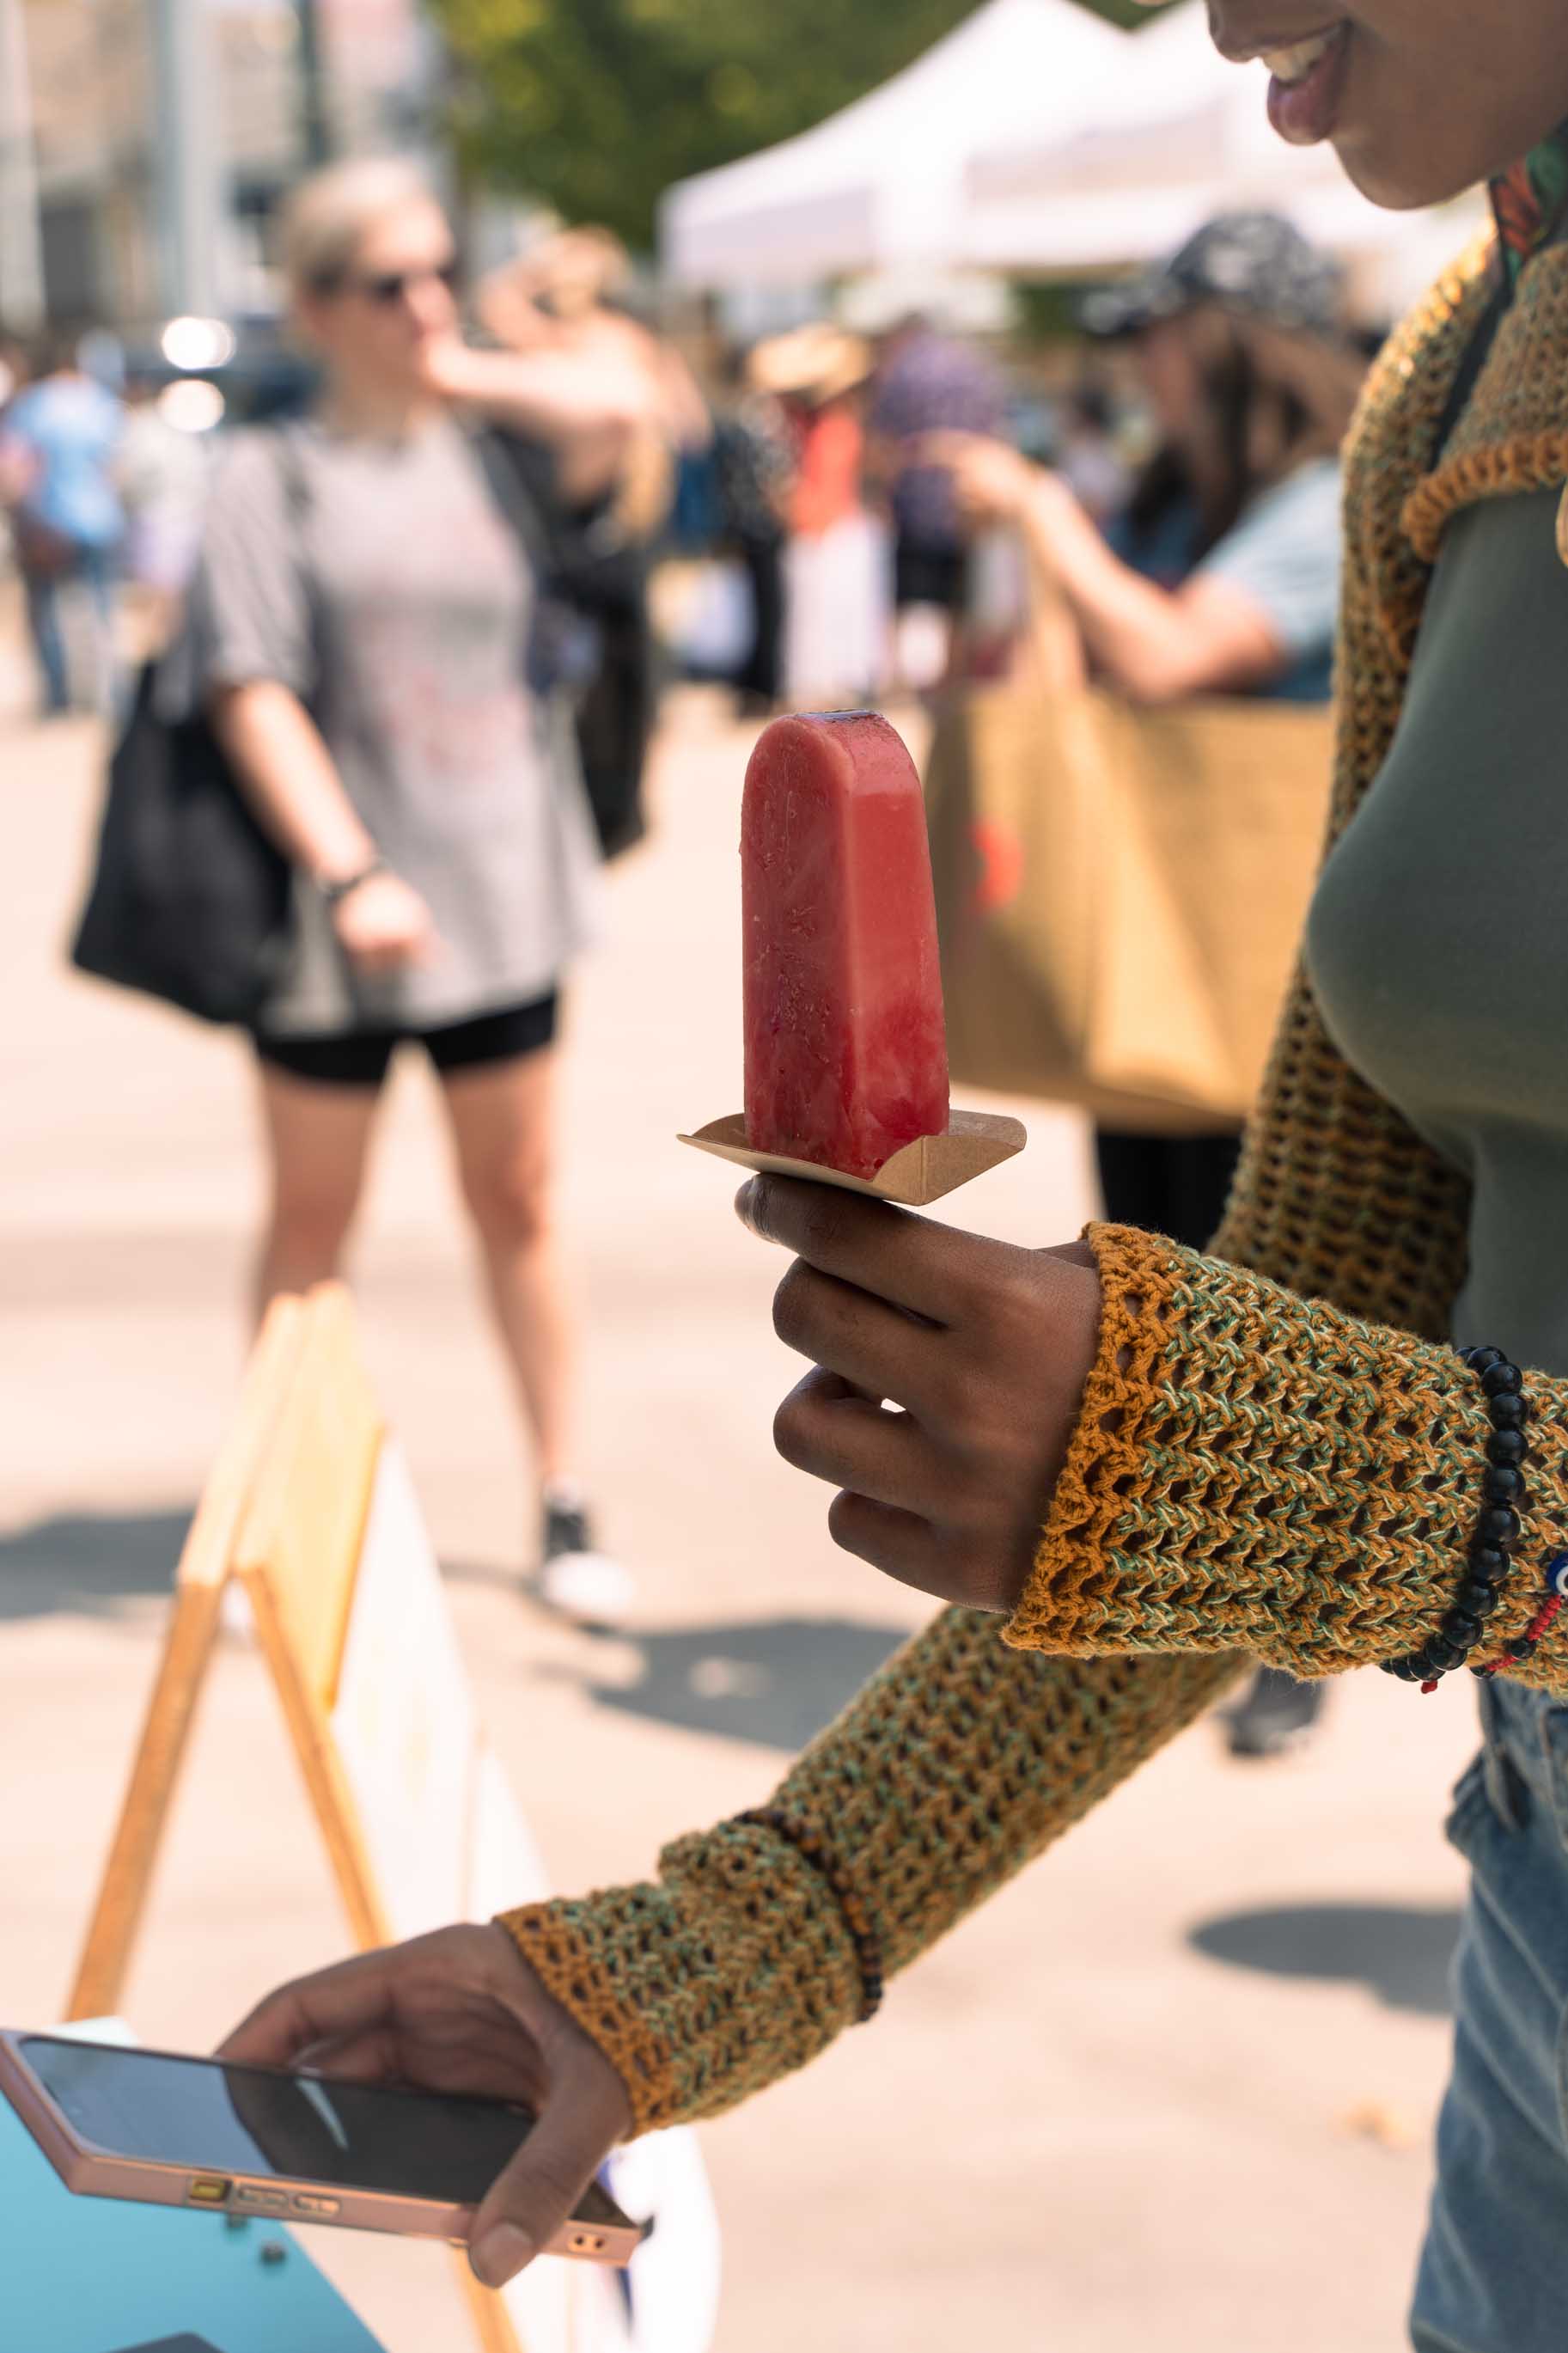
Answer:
[
  {"left": 66, "top": 1578, "right": 228, "bottom": 2021},
  {"left": 238, "top": 1558, "right": 391, "bottom": 1953},
  {"left": 457, "top": 2256, "right": 528, "bottom": 2353},
  {"left": 65, "top": 1300, "right": 307, "bottom": 2021},
  {"left": 241, "top": 1565, "right": 530, "bottom": 2353},
  {"left": 71, "top": 1285, "right": 543, "bottom": 2353},
  {"left": 238, "top": 1559, "right": 528, "bottom": 2353}
]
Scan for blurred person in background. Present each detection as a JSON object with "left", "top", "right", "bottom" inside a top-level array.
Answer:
[
  {"left": 1052, "top": 377, "right": 1130, "bottom": 525},
  {"left": 711, "top": 347, "right": 796, "bottom": 716},
  {"left": 751, "top": 325, "right": 888, "bottom": 707},
  {"left": 0, "top": 327, "right": 28, "bottom": 410},
  {"left": 0, "top": 328, "right": 27, "bottom": 576},
  {"left": 173, "top": 158, "right": 666, "bottom": 1620},
  {"left": 225, "top": 17, "right": 1568, "bottom": 2344},
  {"left": 0, "top": 327, "right": 125, "bottom": 717},
  {"left": 116, "top": 370, "right": 212, "bottom": 652},
  {"left": 476, "top": 227, "right": 711, "bottom": 859},
  {"left": 866, "top": 309, "right": 1007, "bottom": 692},
  {"left": 930, "top": 213, "right": 1361, "bottom": 1761}
]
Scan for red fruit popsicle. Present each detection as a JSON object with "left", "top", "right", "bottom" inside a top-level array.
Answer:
[{"left": 742, "top": 712, "right": 949, "bottom": 1181}]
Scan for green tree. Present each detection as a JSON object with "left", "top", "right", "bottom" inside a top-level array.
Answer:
[{"left": 434, "top": 0, "right": 1173, "bottom": 249}]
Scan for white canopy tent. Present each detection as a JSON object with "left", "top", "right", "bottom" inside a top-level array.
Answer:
[
  {"left": 658, "top": 0, "right": 1125, "bottom": 290},
  {"left": 961, "top": 1, "right": 1483, "bottom": 312}
]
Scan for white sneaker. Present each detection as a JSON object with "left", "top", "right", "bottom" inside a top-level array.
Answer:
[{"left": 538, "top": 1500, "right": 636, "bottom": 1628}]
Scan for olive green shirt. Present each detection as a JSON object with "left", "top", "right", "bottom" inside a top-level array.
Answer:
[{"left": 1308, "top": 481, "right": 1568, "bottom": 1375}]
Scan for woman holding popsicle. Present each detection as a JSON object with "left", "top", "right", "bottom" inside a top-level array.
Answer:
[
  {"left": 178, "top": 159, "right": 663, "bottom": 1617},
  {"left": 226, "top": 7, "right": 1568, "bottom": 2342},
  {"left": 929, "top": 212, "right": 1363, "bottom": 1762}
]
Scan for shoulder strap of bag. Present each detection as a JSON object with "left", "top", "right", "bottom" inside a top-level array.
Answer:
[
  {"left": 266, "top": 419, "right": 320, "bottom": 696},
  {"left": 469, "top": 425, "right": 557, "bottom": 578},
  {"left": 270, "top": 417, "right": 312, "bottom": 520}
]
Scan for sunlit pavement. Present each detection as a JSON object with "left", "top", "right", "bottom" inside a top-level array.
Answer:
[{"left": 1, "top": 682, "right": 1475, "bottom": 2350}]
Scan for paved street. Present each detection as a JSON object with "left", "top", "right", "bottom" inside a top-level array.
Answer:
[{"left": 0, "top": 681, "right": 1480, "bottom": 2351}]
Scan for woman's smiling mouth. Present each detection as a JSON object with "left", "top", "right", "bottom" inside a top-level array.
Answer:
[{"left": 1254, "top": 21, "right": 1354, "bottom": 147}]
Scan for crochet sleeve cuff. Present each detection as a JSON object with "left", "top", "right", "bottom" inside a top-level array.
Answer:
[
  {"left": 1008, "top": 1223, "right": 1566, "bottom": 1681},
  {"left": 496, "top": 1620, "right": 1240, "bottom": 2136}
]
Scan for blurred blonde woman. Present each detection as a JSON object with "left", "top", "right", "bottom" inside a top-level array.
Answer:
[{"left": 178, "top": 158, "right": 656, "bottom": 1616}]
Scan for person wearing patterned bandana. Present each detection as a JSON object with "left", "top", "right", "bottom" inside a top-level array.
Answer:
[{"left": 223, "top": 12, "right": 1568, "bottom": 2345}]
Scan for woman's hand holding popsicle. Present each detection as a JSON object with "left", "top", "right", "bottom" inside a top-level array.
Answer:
[{"left": 739, "top": 1176, "right": 1101, "bottom": 1615}]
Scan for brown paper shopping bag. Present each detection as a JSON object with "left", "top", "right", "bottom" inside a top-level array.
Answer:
[{"left": 925, "top": 682, "right": 1333, "bottom": 1132}]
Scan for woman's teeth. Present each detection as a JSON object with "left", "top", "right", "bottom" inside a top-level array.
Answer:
[{"left": 1261, "top": 30, "right": 1339, "bottom": 86}]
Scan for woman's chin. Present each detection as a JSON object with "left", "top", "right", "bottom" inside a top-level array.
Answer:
[{"left": 1329, "top": 131, "right": 1482, "bottom": 215}]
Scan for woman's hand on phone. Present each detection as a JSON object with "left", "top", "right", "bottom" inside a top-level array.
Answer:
[
  {"left": 739, "top": 1176, "right": 1102, "bottom": 1616},
  {"left": 330, "top": 871, "right": 439, "bottom": 975},
  {"left": 219, "top": 1922, "right": 631, "bottom": 2289}
]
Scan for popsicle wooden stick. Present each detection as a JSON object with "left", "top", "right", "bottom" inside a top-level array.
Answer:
[{"left": 678, "top": 1108, "right": 1026, "bottom": 1207}]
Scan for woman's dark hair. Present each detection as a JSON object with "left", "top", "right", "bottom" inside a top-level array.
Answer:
[{"left": 1126, "top": 305, "right": 1364, "bottom": 560}]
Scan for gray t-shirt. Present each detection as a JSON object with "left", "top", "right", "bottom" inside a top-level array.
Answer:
[
  {"left": 173, "top": 417, "right": 598, "bottom": 1036},
  {"left": 1308, "top": 482, "right": 1568, "bottom": 1376}
]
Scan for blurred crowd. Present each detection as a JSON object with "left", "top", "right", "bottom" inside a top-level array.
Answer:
[
  {"left": 668, "top": 309, "right": 1125, "bottom": 710},
  {"left": 0, "top": 199, "right": 1373, "bottom": 753},
  {"left": 0, "top": 218, "right": 713, "bottom": 805},
  {"left": 0, "top": 264, "right": 1083, "bottom": 736}
]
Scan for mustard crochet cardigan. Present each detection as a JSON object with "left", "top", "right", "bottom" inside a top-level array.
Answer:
[{"left": 501, "top": 236, "right": 1568, "bottom": 2138}]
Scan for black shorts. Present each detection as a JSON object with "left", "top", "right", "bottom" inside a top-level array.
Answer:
[
  {"left": 894, "top": 539, "right": 970, "bottom": 614},
  {"left": 253, "top": 992, "right": 559, "bottom": 1090}
]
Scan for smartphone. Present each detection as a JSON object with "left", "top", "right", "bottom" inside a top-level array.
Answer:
[{"left": 0, "top": 2031, "right": 647, "bottom": 2265}]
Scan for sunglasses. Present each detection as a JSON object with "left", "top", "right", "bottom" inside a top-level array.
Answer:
[{"left": 316, "top": 257, "right": 461, "bottom": 306}]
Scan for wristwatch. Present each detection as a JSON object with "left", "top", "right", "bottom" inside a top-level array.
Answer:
[{"left": 320, "top": 858, "right": 387, "bottom": 909}]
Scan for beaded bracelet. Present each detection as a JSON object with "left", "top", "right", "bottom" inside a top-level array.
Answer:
[
  {"left": 1381, "top": 1347, "right": 1530, "bottom": 1694},
  {"left": 734, "top": 1806, "right": 885, "bottom": 2024},
  {"left": 1474, "top": 1553, "right": 1568, "bottom": 1680}
]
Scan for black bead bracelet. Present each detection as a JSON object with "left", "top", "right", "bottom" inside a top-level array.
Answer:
[{"left": 1381, "top": 1347, "right": 1530, "bottom": 1692}]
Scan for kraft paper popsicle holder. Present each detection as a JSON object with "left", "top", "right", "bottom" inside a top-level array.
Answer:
[
  {"left": 682, "top": 708, "right": 1026, "bottom": 1207},
  {"left": 678, "top": 1109, "right": 1027, "bottom": 1207}
]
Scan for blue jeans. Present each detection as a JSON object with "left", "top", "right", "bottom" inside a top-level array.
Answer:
[
  {"left": 23, "top": 544, "right": 118, "bottom": 715},
  {"left": 1411, "top": 1677, "right": 1568, "bottom": 2349}
]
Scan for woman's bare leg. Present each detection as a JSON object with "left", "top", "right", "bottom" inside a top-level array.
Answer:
[
  {"left": 440, "top": 1048, "right": 574, "bottom": 1488},
  {"left": 253, "top": 1062, "right": 384, "bottom": 1321}
]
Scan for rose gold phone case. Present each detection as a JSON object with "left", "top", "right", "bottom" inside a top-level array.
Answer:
[{"left": 0, "top": 2032, "right": 645, "bottom": 2265}]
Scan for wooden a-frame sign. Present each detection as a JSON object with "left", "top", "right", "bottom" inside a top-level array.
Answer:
[{"left": 64, "top": 1285, "right": 519, "bottom": 2350}]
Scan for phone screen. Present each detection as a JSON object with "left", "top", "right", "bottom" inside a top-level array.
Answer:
[{"left": 21, "top": 2034, "right": 537, "bottom": 2206}]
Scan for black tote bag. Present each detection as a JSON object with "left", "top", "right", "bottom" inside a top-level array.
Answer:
[
  {"left": 70, "top": 432, "right": 305, "bottom": 1025},
  {"left": 69, "top": 663, "right": 292, "bottom": 1024}
]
